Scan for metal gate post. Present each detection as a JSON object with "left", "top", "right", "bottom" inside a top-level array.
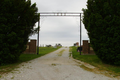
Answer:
[
  {"left": 80, "top": 13, "right": 82, "bottom": 55},
  {"left": 37, "top": 14, "right": 40, "bottom": 55}
]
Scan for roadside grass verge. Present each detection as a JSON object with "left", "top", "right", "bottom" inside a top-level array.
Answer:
[
  {"left": 0, "top": 47, "right": 61, "bottom": 75},
  {"left": 70, "top": 46, "right": 120, "bottom": 77}
]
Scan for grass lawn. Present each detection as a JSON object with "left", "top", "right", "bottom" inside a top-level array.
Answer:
[
  {"left": 19, "top": 47, "right": 60, "bottom": 62},
  {"left": 0, "top": 47, "right": 61, "bottom": 75},
  {"left": 70, "top": 46, "right": 120, "bottom": 77}
]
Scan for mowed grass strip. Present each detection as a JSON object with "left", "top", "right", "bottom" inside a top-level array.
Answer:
[
  {"left": 0, "top": 47, "right": 61, "bottom": 75},
  {"left": 70, "top": 46, "right": 120, "bottom": 77}
]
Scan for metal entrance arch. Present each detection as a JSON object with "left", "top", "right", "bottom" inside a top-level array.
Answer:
[{"left": 37, "top": 12, "right": 82, "bottom": 55}]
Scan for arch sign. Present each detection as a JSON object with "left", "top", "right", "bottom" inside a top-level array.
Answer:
[{"left": 37, "top": 12, "right": 82, "bottom": 55}]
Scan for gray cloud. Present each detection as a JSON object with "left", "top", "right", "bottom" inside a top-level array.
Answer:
[{"left": 30, "top": 0, "right": 89, "bottom": 46}]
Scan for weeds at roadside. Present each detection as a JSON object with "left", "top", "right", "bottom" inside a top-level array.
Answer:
[
  {"left": 51, "top": 63, "right": 57, "bottom": 66},
  {"left": 70, "top": 46, "right": 120, "bottom": 78},
  {"left": 69, "top": 47, "right": 72, "bottom": 57},
  {"left": 57, "top": 49, "right": 65, "bottom": 56},
  {"left": 78, "top": 63, "right": 119, "bottom": 78},
  {"left": 80, "top": 65, "right": 93, "bottom": 72},
  {"left": 11, "top": 76, "right": 14, "bottom": 79}
]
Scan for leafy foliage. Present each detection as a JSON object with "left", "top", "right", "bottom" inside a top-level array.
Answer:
[
  {"left": 82, "top": 0, "right": 120, "bottom": 65},
  {"left": 0, "top": 0, "right": 39, "bottom": 65}
]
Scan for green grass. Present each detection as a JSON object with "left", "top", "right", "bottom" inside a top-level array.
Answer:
[
  {"left": 38, "top": 47, "right": 61, "bottom": 55},
  {"left": 0, "top": 47, "right": 60, "bottom": 75},
  {"left": 70, "top": 46, "right": 120, "bottom": 77},
  {"left": 19, "top": 47, "right": 60, "bottom": 62}
]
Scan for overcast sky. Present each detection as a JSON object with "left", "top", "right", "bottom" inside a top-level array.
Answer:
[{"left": 30, "top": 0, "right": 89, "bottom": 46}]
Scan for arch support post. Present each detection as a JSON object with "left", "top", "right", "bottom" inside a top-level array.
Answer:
[
  {"left": 37, "top": 14, "right": 40, "bottom": 55},
  {"left": 80, "top": 13, "right": 82, "bottom": 55}
]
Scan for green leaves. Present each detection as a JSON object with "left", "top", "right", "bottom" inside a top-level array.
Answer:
[
  {"left": 0, "top": 0, "right": 39, "bottom": 65},
  {"left": 83, "top": 0, "right": 120, "bottom": 66}
]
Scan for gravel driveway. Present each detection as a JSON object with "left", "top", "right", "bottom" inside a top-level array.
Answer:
[{"left": 0, "top": 47, "right": 118, "bottom": 80}]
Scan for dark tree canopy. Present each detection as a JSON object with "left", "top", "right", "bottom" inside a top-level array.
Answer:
[
  {"left": 0, "top": 0, "right": 39, "bottom": 65},
  {"left": 83, "top": 0, "right": 120, "bottom": 65}
]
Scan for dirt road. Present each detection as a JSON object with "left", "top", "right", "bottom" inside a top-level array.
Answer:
[{"left": 0, "top": 47, "right": 118, "bottom": 80}]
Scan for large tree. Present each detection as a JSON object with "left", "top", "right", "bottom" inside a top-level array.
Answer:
[
  {"left": 82, "top": 0, "right": 120, "bottom": 65},
  {"left": 0, "top": 0, "right": 39, "bottom": 65}
]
